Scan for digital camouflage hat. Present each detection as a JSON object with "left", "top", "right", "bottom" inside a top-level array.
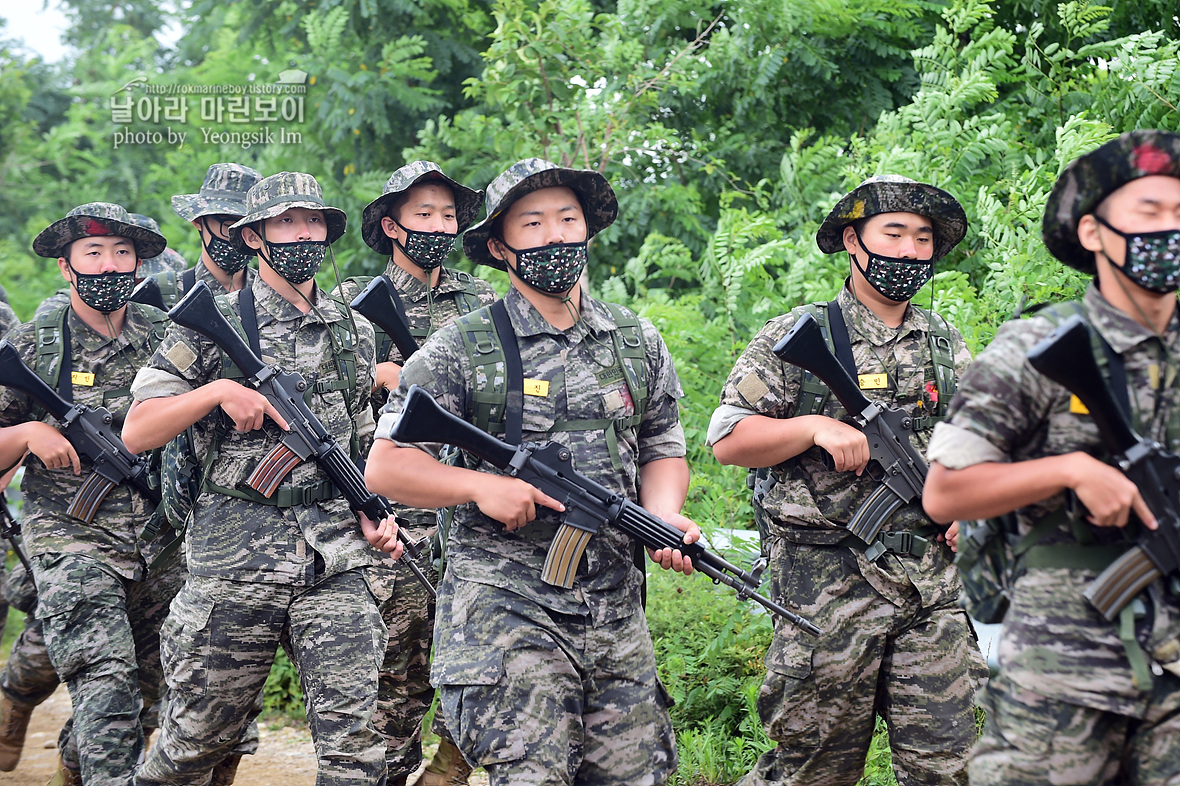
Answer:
[
  {"left": 228, "top": 171, "right": 347, "bottom": 251},
  {"left": 816, "top": 175, "right": 968, "bottom": 262},
  {"left": 172, "top": 163, "right": 264, "bottom": 222},
  {"left": 462, "top": 158, "right": 618, "bottom": 270},
  {"left": 129, "top": 213, "right": 188, "bottom": 275},
  {"left": 1043, "top": 129, "right": 1180, "bottom": 273},
  {"left": 33, "top": 202, "right": 167, "bottom": 259},
  {"left": 361, "top": 161, "right": 483, "bottom": 255}
]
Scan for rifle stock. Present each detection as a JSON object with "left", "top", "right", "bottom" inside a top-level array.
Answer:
[
  {"left": 391, "top": 385, "right": 822, "bottom": 634},
  {"left": 773, "top": 313, "right": 872, "bottom": 417},
  {"left": 167, "top": 282, "right": 435, "bottom": 596},
  {"left": 130, "top": 277, "right": 167, "bottom": 312},
  {"left": 350, "top": 275, "right": 421, "bottom": 362},
  {"left": 1028, "top": 314, "right": 1180, "bottom": 621}
]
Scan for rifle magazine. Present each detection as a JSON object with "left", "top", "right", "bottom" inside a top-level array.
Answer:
[
  {"left": 846, "top": 485, "right": 905, "bottom": 544},
  {"left": 1085, "top": 547, "right": 1160, "bottom": 621},
  {"left": 67, "top": 472, "right": 115, "bottom": 523},
  {"left": 542, "top": 524, "right": 593, "bottom": 589},
  {"left": 247, "top": 443, "right": 302, "bottom": 498}
]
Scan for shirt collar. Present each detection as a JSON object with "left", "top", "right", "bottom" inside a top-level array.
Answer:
[
  {"left": 503, "top": 287, "right": 618, "bottom": 341},
  {"left": 836, "top": 280, "right": 926, "bottom": 346},
  {"left": 1084, "top": 282, "right": 1180, "bottom": 355},
  {"left": 383, "top": 262, "right": 468, "bottom": 303},
  {"left": 252, "top": 273, "right": 346, "bottom": 328}
]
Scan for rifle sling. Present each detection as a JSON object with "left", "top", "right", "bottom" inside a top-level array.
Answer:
[
  {"left": 490, "top": 299, "right": 524, "bottom": 446},
  {"left": 825, "top": 299, "right": 859, "bottom": 380},
  {"left": 182, "top": 266, "right": 197, "bottom": 293},
  {"left": 238, "top": 284, "right": 263, "bottom": 359},
  {"left": 59, "top": 312, "right": 73, "bottom": 403}
]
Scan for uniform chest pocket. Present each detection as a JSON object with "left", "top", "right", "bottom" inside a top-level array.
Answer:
[{"left": 520, "top": 375, "right": 559, "bottom": 435}]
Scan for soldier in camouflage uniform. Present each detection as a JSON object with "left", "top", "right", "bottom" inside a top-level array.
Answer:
[
  {"left": 161, "top": 163, "right": 265, "bottom": 307},
  {"left": 131, "top": 214, "right": 188, "bottom": 277},
  {"left": 924, "top": 130, "right": 1180, "bottom": 785},
  {"left": 124, "top": 171, "right": 402, "bottom": 786},
  {"left": 709, "top": 176, "right": 987, "bottom": 786},
  {"left": 335, "top": 161, "right": 496, "bottom": 786},
  {"left": 366, "top": 158, "right": 699, "bottom": 786},
  {"left": 0, "top": 203, "right": 179, "bottom": 786}
]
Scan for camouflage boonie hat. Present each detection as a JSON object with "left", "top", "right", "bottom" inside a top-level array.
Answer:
[
  {"left": 128, "top": 214, "right": 187, "bottom": 275},
  {"left": 1043, "top": 130, "right": 1180, "bottom": 273},
  {"left": 462, "top": 158, "right": 618, "bottom": 270},
  {"left": 816, "top": 175, "right": 968, "bottom": 262},
  {"left": 33, "top": 202, "right": 167, "bottom": 259},
  {"left": 362, "top": 161, "right": 483, "bottom": 255},
  {"left": 228, "top": 171, "right": 347, "bottom": 251},
  {"left": 172, "top": 163, "right": 264, "bottom": 222}
]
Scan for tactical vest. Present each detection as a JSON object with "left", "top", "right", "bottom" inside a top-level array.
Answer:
[
  {"left": 452, "top": 299, "right": 649, "bottom": 471},
  {"left": 346, "top": 270, "right": 485, "bottom": 363}
]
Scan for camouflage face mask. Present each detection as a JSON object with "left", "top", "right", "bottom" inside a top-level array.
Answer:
[
  {"left": 394, "top": 223, "right": 458, "bottom": 271},
  {"left": 1096, "top": 215, "right": 1180, "bottom": 294},
  {"left": 500, "top": 240, "right": 588, "bottom": 295},
  {"left": 202, "top": 219, "right": 254, "bottom": 274},
  {"left": 852, "top": 229, "right": 933, "bottom": 303},
  {"left": 69, "top": 266, "right": 138, "bottom": 313},
  {"left": 262, "top": 240, "right": 326, "bottom": 285}
]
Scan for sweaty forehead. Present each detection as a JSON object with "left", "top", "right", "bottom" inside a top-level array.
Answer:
[{"left": 865, "top": 211, "right": 933, "bottom": 232}]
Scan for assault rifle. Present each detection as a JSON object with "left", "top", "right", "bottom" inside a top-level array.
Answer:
[
  {"left": 391, "top": 385, "right": 821, "bottom": 634},
  {"left": 0, "top": 341, "right": 161, "bottom": 522},
  {"left": 167, "top": 281, "right": 435, "bottom": 596},
  {"left": 1027, "top": 314, "right": 1180, "bottom": 621},
  {"left": 772, "top": 312, "right": 930, "bottom": 558},
  {"left": 130, "top": 277, "right": 168, "bottom": 312},
  {"left": 349, "top": 275, "right": 421, "bottom": 362}
]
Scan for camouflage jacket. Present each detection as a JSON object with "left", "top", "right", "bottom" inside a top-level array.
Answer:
[
  {"left": 150, "top": 262, "right": 257, "bottom": 310},
  {"left": 0, "top": 301, "right": 19, "bottom": 337},
  {"left": 0, "top": 307, "right": 162, "bottom": 580},
  {"left": 376, "top": 286, "right": 686, "bottom": 625},
  {"left": 710, "top": 283, "right": 971, "bottom": 609},
  {"left": 928, "top": 283, "right": 1180, "bottom": 717},
  {"left": 131, "top": 274, "right": 381, "bottom": 586}
]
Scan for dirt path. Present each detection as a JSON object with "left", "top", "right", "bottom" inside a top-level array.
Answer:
[{"left": 0, "top": 684, "right": 492, "bottom": 786}]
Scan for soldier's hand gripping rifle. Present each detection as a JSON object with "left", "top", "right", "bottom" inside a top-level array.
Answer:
[
  {"left": 1028, "top": 314, "right": 1180, "bottom": 621},
  {"left": 0, "top": 341, "right": 161, "bottom": 523},
  {"left": 349, "top": 275, "right": 421, "bottom": 362},
  {"left": 772, "top": 312, "right": 930, "bottom": 557},
  {"left": 391, "top": 384, "right": 822, "bottom": 634},
  {"left": 167, "top": 281, "right": 435, "bottom": 596}
]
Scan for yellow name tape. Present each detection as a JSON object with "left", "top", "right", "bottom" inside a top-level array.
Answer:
[
  {"left": 858, "top": 373, "right": 888, "bottom": 390},
  {"left": 523, "top": 379, "right": 550, "bottom": 397},
  {"left": 71, "top": 372, "right": 95, "bottom": 387},
  {"left": 1069, "top": 395, "right": 1089, "bottom": 415}
]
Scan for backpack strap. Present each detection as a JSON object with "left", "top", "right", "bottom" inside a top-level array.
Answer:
[
  {"left": 795, "top": 303, "right": 837, "bottom": 417},
  {"left": 908, "top": 306, "right": 959, "bottom": 429},
  {"left": 34, "top": 304, "right": 70, "bottom": 400},
  {"left": 490, "top": 299, "right": 525, "bottom": 445},
  {"left": 450, "top": 269, "right": 484, "bottom": 315}
]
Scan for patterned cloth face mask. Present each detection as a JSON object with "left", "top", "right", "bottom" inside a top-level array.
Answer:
[
  {"left": 1096, "top": 215, "right": 1180, "bottom": 294},
  {"left": 394, "top": 224, "right": 458, "bottom": 271},
  {"left": 69, "top": 266, "right": 138, "bottom": 313},
  {"left": 852, "top": 228, "right": 934, "bottom": 302},
  {"left": 499, "top": 240, "right": 588, "bottom": 295},
  {"left": 262, "top": 240, "right": 326, "bottom": 285},
  {"left": 202, "top": 219, "right": 254, "bottom": 274}
]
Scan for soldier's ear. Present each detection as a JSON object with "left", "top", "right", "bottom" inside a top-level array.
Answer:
[
  {"left": 1078, "top": 214, "right": 1104, "bottom": 254},
  {"left": 241, "top": 225, "right": 264, "bottom": 251},
  {"left": 57, "top": 256, "right": 73, "bottom": 283},
  {"left": 380, "top": 216, "right": 400, "bottom": 240},
  {"left": 487, "top": 237, "right": 506, "bottom": 263},
  {"left": 842, "top": 225, "right": 861, "bottom": 256}
]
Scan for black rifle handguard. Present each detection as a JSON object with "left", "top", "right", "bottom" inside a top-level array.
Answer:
[
  {"left": 167, "top": 282, "right": 436, "bottom": 596},
  {"left": 391, "top": 385, "right": 821, "bottom": 634}
]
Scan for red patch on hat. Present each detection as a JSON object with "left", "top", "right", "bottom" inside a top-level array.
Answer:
[
  {"left": 84, "top": 219, "right": 112, "bottom": 236},
  {"left": 1133, "top": 144, "right": 1174, "bottom": 175}
]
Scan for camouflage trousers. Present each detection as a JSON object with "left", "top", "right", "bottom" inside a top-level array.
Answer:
[
  {"left": 33, "top": 549, "right": 185, "bottom": 786},
  {"left": 431, "top": 577, "right": 677, "bottom": 786},
  {"left": 371, "top": 545, "right": 454, "bottom": 780},
  {"left": 970, "top": 671, "right": 1180, "bottom": 785},
  {"left": 135, "top": 569, "right": 388, "bottom": 786},
  {"left": 1, "top": 612, "right": 58, "bottom": 707},
  {"left": 742, "top": 541, "right": 987, "bottom": 786}
]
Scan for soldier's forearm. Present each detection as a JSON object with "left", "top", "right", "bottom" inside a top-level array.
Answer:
[
  {"left": 365, "top": 438, "right": 483, "bottom": 510},
  {"left": 711, "top": 413, "right": 824, "bottom": 468},
  {"left": 923, "top": 456, "right": 1081, "bottom": 523},
  {"left": 123, "top": 385, "right": 223, "bottom": 453}
]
